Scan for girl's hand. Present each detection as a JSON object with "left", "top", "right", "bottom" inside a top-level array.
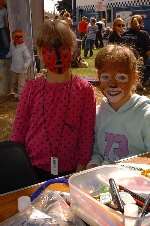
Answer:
[
  {"left": 76, "top": 164, "right": 85, "bottom": 172},
  {"left": 86, "top": 163, "right": 98, "bottom": 169}
]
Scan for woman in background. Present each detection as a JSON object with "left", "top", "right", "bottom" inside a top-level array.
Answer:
[{"left": 109, "top": 18, "right": 125, "bottom": 44}]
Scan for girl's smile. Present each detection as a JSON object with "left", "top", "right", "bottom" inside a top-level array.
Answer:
[{"left": 106, "top": 88, "right": 124, "bottom": 104}]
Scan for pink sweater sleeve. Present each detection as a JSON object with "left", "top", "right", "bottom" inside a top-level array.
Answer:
[
  {"left": 78, "top": 84, "right": 96, "bottom": 165},
  {"left": 10, "top": 81, "right": 32, "bottom": 144}
]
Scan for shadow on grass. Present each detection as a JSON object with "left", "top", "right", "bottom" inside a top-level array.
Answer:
[{"left": 72, "top": 49, "right": 99, "bottom": 78}]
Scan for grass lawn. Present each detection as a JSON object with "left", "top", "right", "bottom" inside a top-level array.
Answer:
[{"left": 72, "top": 49, "right": 99, "bottom": 79}]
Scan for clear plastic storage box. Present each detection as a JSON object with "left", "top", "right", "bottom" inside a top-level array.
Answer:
[{"left": 69, "top": 165, "right": 150, "bottom": 226}]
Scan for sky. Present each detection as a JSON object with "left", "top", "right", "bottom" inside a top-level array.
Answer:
[{"left": 44, "top": 0, "right": 58, "bottom": 13}]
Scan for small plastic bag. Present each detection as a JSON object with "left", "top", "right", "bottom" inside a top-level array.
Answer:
[
  {"left": 32, "top": 190, "right": 74, "bottom": 224},
  {"left": 32, "top": 190, "right": 86, "bottom": 225},
  {"left": 0, "top": 191, "right": 86, "bottom": 226}
]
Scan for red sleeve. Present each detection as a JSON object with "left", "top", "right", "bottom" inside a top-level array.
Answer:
[
  {"left": 78, "top": 84, "right": 96, "bottom": 165},
  {"left": 10, "top": 81, "right": 33, "bottom": 144}
]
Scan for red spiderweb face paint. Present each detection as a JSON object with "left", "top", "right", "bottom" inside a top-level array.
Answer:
[{"left": 42, "top": 46, "right": 72, "bottom": 74}]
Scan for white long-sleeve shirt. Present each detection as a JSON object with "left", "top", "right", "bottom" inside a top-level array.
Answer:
[{"left": 9, "top": 43, "right": 32, "bottom": 74}]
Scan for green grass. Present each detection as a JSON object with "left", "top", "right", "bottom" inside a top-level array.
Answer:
[{"left": 72, "top": 49, "right": 99, "bottom": 79}]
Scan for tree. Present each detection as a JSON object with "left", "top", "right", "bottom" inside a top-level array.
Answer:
[{"left": 56, "top": 0, "right": 72, "bottom": 13}]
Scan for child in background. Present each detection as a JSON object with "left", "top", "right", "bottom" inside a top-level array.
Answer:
[
  {"left": 11, "top": 20, "right": 96, "bottom": 182},
  {"left": 84, "top": 17, "right": 98, "bottom": 57},
  {"left": 87, "top": 44, "right": 150, "bottom": 169},
  {"left": 8, "top": 29, "right": 31, "bottom": 98}
]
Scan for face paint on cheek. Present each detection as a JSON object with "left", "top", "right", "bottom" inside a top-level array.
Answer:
[
  {"left": 13, "top": 33, "right": 24, "bottom": 45},
  {"left": 14, "top": 38, "right": 24, "bottom": 45},
  {"left": 106, "top": 89, "right": 125, "bottom": 103}
]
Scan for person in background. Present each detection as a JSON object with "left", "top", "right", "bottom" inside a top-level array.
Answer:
[
  {"left": 0, "top": 0, "right": 9, "bottom": 57},
  {"left": 7, "top": 29, "right": 31, "bottom": 98},
  {"left": 78, "top": 16, "right": 88, "bottom": 49},
  {"left": 59, "top": 9, "right": 67, "bottom": 19},
  {"left": 84, "top": 17, "right": 98, "bottom": 57},
  {"left": 63, "top": 11, "right": 73, "bottom": 28},
  {"left": 123, "top": 15, "right": 150, "bottom": 85},
  {"left": 87, "top": 45, "right": 150, "bottom": 169},
  {"left": 108, "top": 17, "right": 125, "bottom": 44},
  {"left": 11, "top": 20, "right": 96, "bottom": 182},
  {"left": 78, "top": 16, "right": 88, "bottom": 40},
  {"left": 34, "top": 46, "right": 40, "bottom": 73},
  {"left": 95, "top": 19, "right": 104, "bottom": 48},
  {"left": 103, "top": 26, "right": 112, "bottom": 46}
]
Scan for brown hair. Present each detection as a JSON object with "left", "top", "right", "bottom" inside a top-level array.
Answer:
[
  {"left": 113, "top": 18, "right": 125, "bottom": 31},
  {"left": 63, "top": 12, "right": 71, "bottom": 18},
  {"left": 36, "top": 20, "right": 76, "bottom": 51},
  {"left": 12, "top": 29, "right": 23, "bottom": 34},
  {"left": 95, "top": 45, "right": 140, "bottom": 85}
]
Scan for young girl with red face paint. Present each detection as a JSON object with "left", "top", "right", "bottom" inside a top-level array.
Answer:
[
  {"left": 87, "top": 44, "right": 150, "bottom": 169},
  {"left": 11, "top": 20, "right": 96, "bottom": 182},
  {"left": 8, "top": 29, "right": 31, "bottom": 98}
]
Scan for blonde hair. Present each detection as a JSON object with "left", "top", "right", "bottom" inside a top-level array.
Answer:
[
  {"left": 95, "top": 45, "right": 140, "bottom": 85},
  {"left": 36, "top": 20, "right": 76, "bottom": 51},
  {"left": 131, "top": 15, "right": 143, "bottom": 25}
]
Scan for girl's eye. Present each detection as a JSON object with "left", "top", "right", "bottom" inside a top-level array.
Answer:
[
  {"left": 100, "top": 73, "right": 110, "bottom": 82},
  {"left": 115, "top": 73, "right": 129, "bottom": 83}
]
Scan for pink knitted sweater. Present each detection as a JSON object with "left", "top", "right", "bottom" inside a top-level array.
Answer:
[{"left": 11, "top": 76, "right": 96, "bottom": 172}]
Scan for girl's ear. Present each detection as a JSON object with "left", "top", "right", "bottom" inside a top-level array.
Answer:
[
  {"left": 134, "top": 71, "right": 139, "bottom": 83},
  {"left": 131, "top": 71, "right": 139, "bottom": 89},
  {"left": 38, "top": 48, "right": 43, "bottom": 60}
]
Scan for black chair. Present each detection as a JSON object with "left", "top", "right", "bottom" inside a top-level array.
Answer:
[{"left": 0, "top": 141, "right": 38, "bottom": 194}]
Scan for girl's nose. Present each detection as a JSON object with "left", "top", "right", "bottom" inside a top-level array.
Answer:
[
  {"left": 109, "top": 83, "right": 118, "bottom": 88},
  {"left": 109, "top": 77, "right": 118, "bottom": 87}
]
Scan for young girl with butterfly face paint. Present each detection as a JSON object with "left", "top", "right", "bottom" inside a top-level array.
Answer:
[
  {"left": 11, "top": 20, "right": 96, "bottom": 182},
  {"left": 87, "top": 44, "right": 150, "bottom": 169}
]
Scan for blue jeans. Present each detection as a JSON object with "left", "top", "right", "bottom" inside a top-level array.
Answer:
[
  {"left": 0, "top": 28, "right": 9, "bottom": 49},
  {"left": 84, "top": 39, "right": 95, "bottom": 57}
]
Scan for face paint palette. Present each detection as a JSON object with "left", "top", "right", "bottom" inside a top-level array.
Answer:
[{"left": 69, "top": 164, "right": 150, "bottom": 226}]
